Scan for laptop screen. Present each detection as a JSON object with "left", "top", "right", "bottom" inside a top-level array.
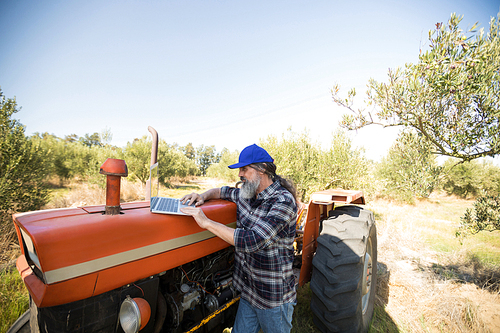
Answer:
[{"left": 150, "top": 162, "right": 159, "bottom": 200}]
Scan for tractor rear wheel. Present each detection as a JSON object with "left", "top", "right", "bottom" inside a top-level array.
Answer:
[{"left": 310, "top": 205, "right": 377, "bottom": 333}]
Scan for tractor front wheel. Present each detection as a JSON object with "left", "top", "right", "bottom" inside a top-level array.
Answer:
[
  {"left": 310, "top": 205, "right": 377, "bottom": 333},
  {"left": 6, "top": 310, "right": 30, "bottom": 333}
]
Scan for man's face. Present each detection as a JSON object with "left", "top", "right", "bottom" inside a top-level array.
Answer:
[{"left": 238, "top": 165, "right": 261, "bottom": 199}]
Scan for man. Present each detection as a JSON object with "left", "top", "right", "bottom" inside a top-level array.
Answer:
[{"left": 180, "top": 144, "right": 298, "bottom": 333}]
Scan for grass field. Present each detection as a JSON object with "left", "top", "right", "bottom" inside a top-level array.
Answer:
[
  {"left": 0, "top": 269, "right": 29, "bottom": 333},
  {"left": 2, "top": 179, "right": 499, "bottom": 332}
]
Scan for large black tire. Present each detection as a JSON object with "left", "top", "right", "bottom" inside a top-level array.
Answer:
[
  {"left": 310, "top": 205, "right": 377, "bottom": 333},
  {"left": 6, "top": 309, "right": 30, "bottom": 333}
]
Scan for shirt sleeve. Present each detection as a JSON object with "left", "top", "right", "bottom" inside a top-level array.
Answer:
[
  {"left": 220, "top": 186, "right": 239, "bottom": 203},
  {"left": 233, "top": 197, "right": 296, "bottom": 254}
]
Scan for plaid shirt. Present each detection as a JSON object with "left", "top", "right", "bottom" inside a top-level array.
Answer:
[{"left": 220, "top": 181, "right": 297, "bottom": 309}]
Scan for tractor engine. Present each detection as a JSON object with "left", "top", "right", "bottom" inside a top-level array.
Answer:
[
  {"left": 27, "top": 247, "right": 237, "bottom": 333},
  {"left": 158, "top": 248, "right": 238, "bottom": 332}
]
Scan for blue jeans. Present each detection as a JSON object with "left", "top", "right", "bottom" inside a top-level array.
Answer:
[{"left": 233, "top": 298, "right": 296, "bottom": 333}]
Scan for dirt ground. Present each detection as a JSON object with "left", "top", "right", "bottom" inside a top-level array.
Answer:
[
  {"left": 377, "top": 257, "right": 500, "bottom": 332},
  {"left": 370, "top": 197, "right": 500, "bottom": 333}
]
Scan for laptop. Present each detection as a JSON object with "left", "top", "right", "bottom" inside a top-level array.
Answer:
[{"left": 150, "top": 162, "right": 191, "bottom": 215}]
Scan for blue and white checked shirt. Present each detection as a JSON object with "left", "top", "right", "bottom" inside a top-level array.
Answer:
[{"left": 221, "top": 181, "right": 297, "bottom": 309}]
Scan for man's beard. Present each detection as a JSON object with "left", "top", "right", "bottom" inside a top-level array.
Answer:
[{"left": 239, "top": 175, "right": 261, "bottom": 199}]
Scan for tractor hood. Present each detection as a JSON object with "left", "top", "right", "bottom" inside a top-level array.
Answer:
[{"left": 14, "top": 200, "right": 237, "bottom": 307}]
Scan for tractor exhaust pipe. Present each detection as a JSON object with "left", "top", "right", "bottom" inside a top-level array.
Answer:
[
  {"left": 148, "top": 126, "right": 158, "bottom": 166},
  {"left": 145, "top": 126, "right": 158, "bottom": 201},
  {"left": 100, "top": 158, "right": 128, "bottom": 215}
]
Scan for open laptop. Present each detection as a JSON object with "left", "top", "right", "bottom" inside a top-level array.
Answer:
[{"left": 150, "top": 162, "right": 191, "bottom": 215}]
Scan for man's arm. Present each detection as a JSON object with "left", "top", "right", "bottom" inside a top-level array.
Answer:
[
  {"left": 181, "top": 187, "right": 235, "bottom": 245},
  {"left": 180, "top": 205, "right": 235, "bottom": 245}
]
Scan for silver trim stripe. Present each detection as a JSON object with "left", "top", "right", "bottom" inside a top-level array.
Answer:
[{"left": 44, "top": 222, "right": 237, "bottom": 284}]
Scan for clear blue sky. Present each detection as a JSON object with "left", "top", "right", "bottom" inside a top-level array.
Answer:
[{"left": 1, "top": 0, "right": 498, "bottom": 161}]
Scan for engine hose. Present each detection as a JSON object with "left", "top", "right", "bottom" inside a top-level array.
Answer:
[
  {"left": 184, "top": 297, "right": 240, "bottom": 333},
  {"left": 214, "top": 268, "right": 231, "bottom": 277},
  {"left": 214, "top": 273, "right": 231, "bottom": 283}
]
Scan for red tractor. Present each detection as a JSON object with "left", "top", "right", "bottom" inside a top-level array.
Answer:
[{"left": 8, "top": 128, "right": 377, "bottom": 333}]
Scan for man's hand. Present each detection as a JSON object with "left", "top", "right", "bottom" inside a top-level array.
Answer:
[
  {"left": 179, "top": 188, "right": 234, "bottom": 245},
  {"left": 181, "top": 188, "right": 221, "bottom": 207},
  {"left": 181, "top": 193, "right": 205, "bottom": 207},
  {"left": 180, "top": 206, "right": 210, "bottom": 229}
]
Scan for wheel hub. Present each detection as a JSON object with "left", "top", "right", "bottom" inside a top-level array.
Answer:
[{"left": 361, "top": 240, "right": 373, "bottom": 315}]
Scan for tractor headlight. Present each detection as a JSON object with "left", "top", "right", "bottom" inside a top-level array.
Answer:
[{"left": 119, "top": 296, "right": 151, "bottom": 333}]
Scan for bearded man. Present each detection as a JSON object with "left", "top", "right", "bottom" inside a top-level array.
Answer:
[{"left": 181, "top": 144, "right": 298, "bottom": 333}]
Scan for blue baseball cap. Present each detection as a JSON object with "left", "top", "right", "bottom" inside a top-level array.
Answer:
[{"left": 228, "top": 144, "right": 274, "bottom": 169}]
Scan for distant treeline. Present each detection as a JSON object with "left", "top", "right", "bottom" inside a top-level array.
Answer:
[
  {"left": 31, "top": 131, "right": 223, "bottom": 186},
  {"left": 2, "top": 88, "right": 499, "bottom": 238}
]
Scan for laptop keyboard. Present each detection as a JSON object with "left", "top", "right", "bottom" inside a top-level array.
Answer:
[{"left": 154, "top": 197, "right": 179, "bottom": 212}]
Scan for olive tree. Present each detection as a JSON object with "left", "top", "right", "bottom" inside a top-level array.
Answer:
[
  {"left": 458, "top": 193, "right": 500, "bottom": 236},
  {"left": 261, "top": 130, "right": 324, "bottom": 202},
  {"left": 196, "top": 145, "right": 220, "bottom": 176},
  {"left": 123, "top": 136, "right": 198, "bottom": 184},
  {"left": 158, "top": 140, "right": 199, "bottom": 182},
  {"left": 124, "top": 136, "right": 152, "bottom": 184},
  {"left": 377, "top": 131, "right": 441, "bottom": 203},
  {"left": 332, "top": 13, "right": 500, "bottom": 234},
  {"left": 181, "top": 142, "right": 196, "bottom": 160},
  {"left": 333, "top": 13, "right": 500, "bottom": 162},
  {"left": 441, "top": 158, "right": 500, "bottom": 199},
  {"left": 0, "top": 90, "right": 49, "bottom": 242},
  {"left": 260, "top": 128, "right": 371, "bottom": 202},
  {"left": 206, "top": 148, "right": 239, "bottom": 182},
  {"left": 33, "top": 133, "right": 122, "bottom": 187}
]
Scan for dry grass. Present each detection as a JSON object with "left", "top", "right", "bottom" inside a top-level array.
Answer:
[
  {"left": 43, "top": 178, "right": 146, "bottom": 209},
  {"left": 0, "top": 223, "right": 20, "bottom": 268},
  {"left": 42, "top": 177, "right": 235, "bottom": 210}
]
